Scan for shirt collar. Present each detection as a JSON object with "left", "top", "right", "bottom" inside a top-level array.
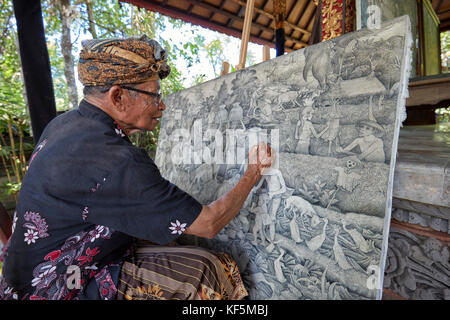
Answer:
[
  {"left": 78, "top": 99, "right": 115, "bottom": 125},
  {"left": 78, "top": 99, "right": 130, "bottom": 140}
]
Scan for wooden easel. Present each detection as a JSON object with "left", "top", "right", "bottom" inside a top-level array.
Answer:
[
  {"left": 221, "top": 0, "right": 272, "bottom": 75},
  {"left": 236, "top": 0, "right": 255, "bottom": 70}
]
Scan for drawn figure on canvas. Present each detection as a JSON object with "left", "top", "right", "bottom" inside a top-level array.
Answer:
[
  {"left": 336, "top": 120, "right": 385, "bottom": 163},
  {"left": 207, "top": 106, "right": 217, "bottom": 129},
  {"left": 229, "top": 102, "right": 246, "bottom": 130},
  {"left": 249, "top": 89, "right": 277, "bottom": 123},
  {"left": 321, "top": 99, "right": 342, "bottom": 156},
  {"left": 302, "top": 42, "right": 332, "bottom": 90},
  {"left": 252, "top": 167, "right": 293, "bottom": 250},
  {"left": 259, "top": 97, "right": 275, "bottom": 123},
  {"left": 155, "top": 139, "right": 172, "bottom": 173},
  {"left": 294, "top": 107, "right": 329, "bottom": 154},
  {"left": 249, "top": 193, "right": 269, "bottom": 245},
  {"left": 274, "top": 248, "right": 287, "bottom": 283},
  {"left": 322, "top": 117, "right": 340, "bottom": 156},
  {"left": 173, "top": 108, "right": 183, "bottom": 127},
  {"left": 335, "top": 157, "right": 361, "bottom": 192},
  {"left": 327, "top": 157, "right": 361, "bottom": 209},
  {"left": 216, "top": 104, "right": 229, "bottom": 130},
  {"left": 248, "top": 88, "right": 263, "bottom": 118}
]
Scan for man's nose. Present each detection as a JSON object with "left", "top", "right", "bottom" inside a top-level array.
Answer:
[{"left": 159, "top": 100, "right": 166, "bottom": 111}]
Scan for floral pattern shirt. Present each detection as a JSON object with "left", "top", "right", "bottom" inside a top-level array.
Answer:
[{"left": 0, "top": 100, "right": 202, "bottom": 300}]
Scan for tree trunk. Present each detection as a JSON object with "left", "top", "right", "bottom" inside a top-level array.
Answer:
[
  {"left": 84, "top": 0, "right": 97, "bottom": 39},
  {"left": 59, "top": 0, "right": 78, "bottom": 109}
]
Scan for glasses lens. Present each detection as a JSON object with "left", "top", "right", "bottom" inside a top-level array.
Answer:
[{"left": 152, "top": 95, "right": 161, "bottom": 105}]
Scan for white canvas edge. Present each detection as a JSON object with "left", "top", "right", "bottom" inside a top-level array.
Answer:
[{"left": 377, "top": 15, "right": 413, "bottom": 300}]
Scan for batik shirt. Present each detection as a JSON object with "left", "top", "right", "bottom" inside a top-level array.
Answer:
[{"left": 0, "top": 100, "right": 202, "bottom": 300}]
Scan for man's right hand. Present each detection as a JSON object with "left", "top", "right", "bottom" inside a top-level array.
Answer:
[
  {"left": 185, "top": 142, "right": 275, "bottom": 240},
  {"left": 247, "top": 142, "right": 275, "bottom": 180}
]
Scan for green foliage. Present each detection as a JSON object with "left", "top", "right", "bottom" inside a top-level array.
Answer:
[
  {"left": 0, "top": 2, "right": 26, "bottom": 114},
  {"left": 437, "top": 31, "right": 450, "bottom": 123},
  {"left": 0, "top": 0, "right": 33, "bottom": 199},
  {"left": 204, "top": 39, "right": 226, "bottom": 76},
  {"left": 47, "top": 42, "right": 70, "bottom": 110},
  {"left": 0, "top": 0, "right": 236, "bottom": 199},
  {"left": 441, "top": 31, "right": 450, "bottom": 73},
  {"left": 39, "top": 1, "right": 216, "bottom": 157},
  {"left": 435, "top": 107, "right": 450, "bottom": 123}
]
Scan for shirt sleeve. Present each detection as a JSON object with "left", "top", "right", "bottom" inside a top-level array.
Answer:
[{"left": 85, "top": 148, "right": 203, "bottom": 245}]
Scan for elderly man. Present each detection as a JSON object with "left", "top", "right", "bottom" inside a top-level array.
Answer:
[{"left": 0, "top": 36, "right": 272, "bottom": 300}]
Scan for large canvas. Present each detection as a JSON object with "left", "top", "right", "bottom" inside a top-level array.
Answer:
[{"left": 155, "top": 16, "right": 412, "bottom": 300}]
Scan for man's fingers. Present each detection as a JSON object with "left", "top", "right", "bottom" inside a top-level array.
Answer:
[
  {"left": 248, "top": 144, "right": 259, "bottom": 164},
  {"left": 248, "top": 143, "right": 275, "bottom": 169}
]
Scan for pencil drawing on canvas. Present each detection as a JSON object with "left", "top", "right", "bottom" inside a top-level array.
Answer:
[{"left": 155, "top": 16, "right": 412, "bottom": 300}]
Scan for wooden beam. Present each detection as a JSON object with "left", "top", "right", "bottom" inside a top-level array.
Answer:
[
  {"left": 257, "top": 12, "right": 275, "bottom": 39},
  {"left": 308, "top": 1, "right": 322, "bottom": 45},
  {"left": 435, "top": 0, "right": 444, "bottom": 12},
  {"left": 237, "top": 0, "right": 255, "bottom": 70},
  {"left": 122, "top": 0, "right": 308, "bottom": 47},
  {"left": 184, "top": 0, "right": 309, "bottom": 47},
  {"left": 293, "top": 0, "right": 310, "bottom": 26},
  {"left": 391, "top": 219, "right": 450, "bottom": 243},
  {"left": 226, "top": 5, "right": 245, "bottom": 28},
  {"left": 286, "top": 0, "right": 302, "bottom": 32},
  {"left": 122, "top": 0, "right": 276, "bottom": 47},
  {"left": 406, "top": 75, "right": 450, "bottom": 107},
  {"left": 382, "top": 288, "right": 408, "bottom": 300},
  {"left": 229, "top": 0, "right": 311, "bottom": 35},
  {"left": 252, "top": 0, "right": 270, "bottom": 26},
  {"left": 290, "top": 0, "right": 311, "bottom": 39},
  {"left": 299, "top": 1, "right": 317, "bottom": 43}
]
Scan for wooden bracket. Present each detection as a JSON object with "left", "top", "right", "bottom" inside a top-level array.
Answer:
[{"left": 220, "top": 61, "right": 230, "bottom": 75}]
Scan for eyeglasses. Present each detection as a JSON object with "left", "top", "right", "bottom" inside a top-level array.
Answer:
[{"left": 121, "top": 85, "right": 162, "bottom": 103}]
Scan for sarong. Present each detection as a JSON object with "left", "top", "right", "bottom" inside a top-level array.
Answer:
[{"left": 116, "top": 242, "right": 248, "bottom": 300}]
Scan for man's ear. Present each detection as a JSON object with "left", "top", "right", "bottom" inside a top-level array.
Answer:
[{"left": 108, "top": 85, "right": 126, "bottom": 112}]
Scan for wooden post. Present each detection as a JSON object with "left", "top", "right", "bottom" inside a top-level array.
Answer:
[
  {"left": 220, "top": 61, "right": 230, "bottom": 76},
  {"left": 263, "top": 45, "right": 270, "bottom": 61},
  {"left": 237, "top": 0, "right": 255, "bottom": 70},
  {"left": 309, "top": 0, "right": 322, "bottom": 45},
  {"left": 273, "top": 0, "right": 286, "bottom": 57},
  {"left": 12, "top": 0, "right": 57, "bottom": 143}
]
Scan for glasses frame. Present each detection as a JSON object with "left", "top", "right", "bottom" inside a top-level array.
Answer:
[{"left": 120, "top": 85, "right": 161, "bottom": 100}]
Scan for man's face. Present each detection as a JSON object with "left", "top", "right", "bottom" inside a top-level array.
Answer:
[{"left": 121, "top": 80, "right": 165, "bottom": 134}]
